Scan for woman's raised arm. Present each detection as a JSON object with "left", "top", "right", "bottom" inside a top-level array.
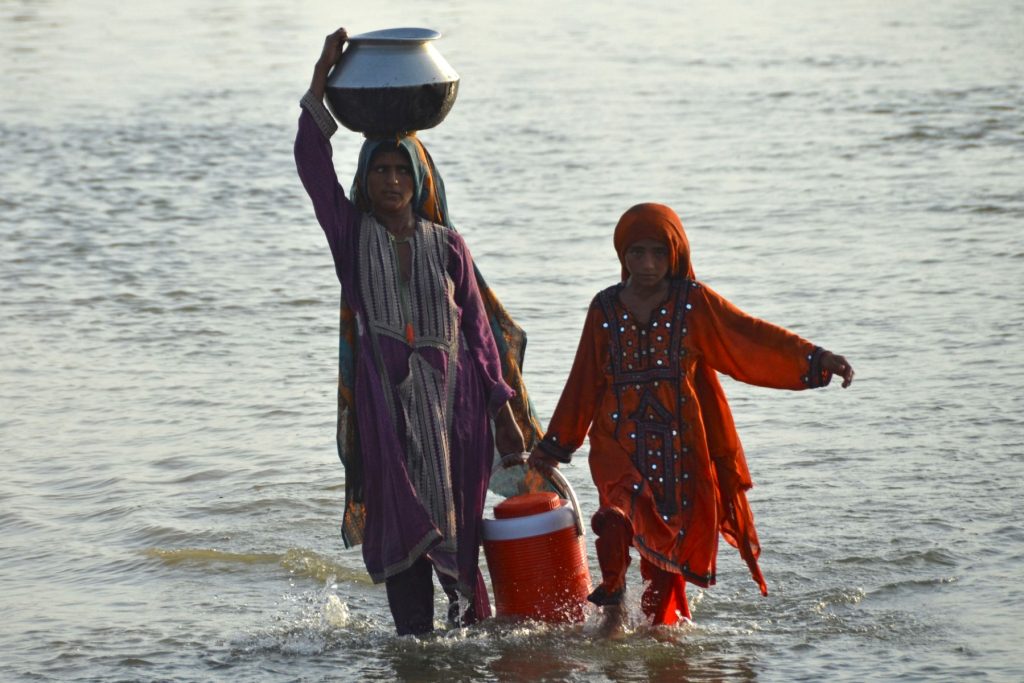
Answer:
[{"left": 294, "top": 27, "right": 361, "bottom": 275}]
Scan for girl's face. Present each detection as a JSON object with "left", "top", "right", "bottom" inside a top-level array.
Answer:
[
  {"left": 366, "top": 150, "right": 414, "bottom": 214},
  {"left": 624, "top": 238, "right": 670, "bottom": 286}
]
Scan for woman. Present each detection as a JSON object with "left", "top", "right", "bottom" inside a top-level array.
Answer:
[
  {"left": 529, "top": 203, "right": 853, "bottom": 637},
  {"left": 294, "top": 28, "right": 537, "bottom": 635}
]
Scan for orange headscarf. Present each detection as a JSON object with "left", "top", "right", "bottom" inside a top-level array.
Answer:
[
  {"left": 613, "top": 203, "right": 692, "bottom": 281},
  {"left": 611, "top": 202, "right": 768, "bottom": 596}
]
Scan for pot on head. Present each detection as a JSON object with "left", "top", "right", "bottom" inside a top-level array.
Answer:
[{"left": 325, "top": 27, "right": 460, "bottom": 137}]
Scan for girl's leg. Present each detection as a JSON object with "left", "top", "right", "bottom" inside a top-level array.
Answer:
[
  {"left": 639, "top": 558, "right": 690, "bottom": 625},
  {"left": 590, "top": 507, "right": 633, "bottom": 638},
  {"left": 385, "top": 555, "right": 435, "bottom": 635},
  {"left": 589, "top": 507, "right": 633, "bottom": 603}
]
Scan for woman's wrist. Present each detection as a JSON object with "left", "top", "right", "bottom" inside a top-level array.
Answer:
[{"left": 310, "top": 63, "right": 330, "bottom": 99}]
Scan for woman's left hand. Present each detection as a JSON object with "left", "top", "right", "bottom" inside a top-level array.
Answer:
[
  {"left": 821, "top": 351, "right": 855, "bottom": 388},
  {"left": 310, "top": 27, "right": 348, "bottom": 99},
  {"left": 494, "top": 403, "right": 526, "bottom": 465}
]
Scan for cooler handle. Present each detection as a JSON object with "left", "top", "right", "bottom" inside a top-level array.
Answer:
[{"left": 540, "top": 467, "right": 586, "bottom": 539}]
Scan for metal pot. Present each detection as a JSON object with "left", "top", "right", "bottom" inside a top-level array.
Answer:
[{"left": 325, "top": 27, "right": 460, "bottom": 137}]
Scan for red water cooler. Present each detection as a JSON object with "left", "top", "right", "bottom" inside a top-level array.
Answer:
[{"left": 482, "top": 470, "right": 591, "bottom": 623}]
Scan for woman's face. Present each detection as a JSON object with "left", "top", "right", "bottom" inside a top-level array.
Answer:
[
  {"left": 624, "top": 238, "right": 670, "bottom": 286},
  {"left": 366, "top": 150, "right": 414, "bottom": 214}
]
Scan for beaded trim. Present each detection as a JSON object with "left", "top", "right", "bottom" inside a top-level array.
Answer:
[
  {"left": 538, "top": 435, "right": 574, "bottom": 463},
  {"left": 596, "top": 281, "right": 691, "bottom": 386},
  {"left": 299, "top": 89, "right": 339, "bottom": 139},
  {"left": 802, "top": 346, "right": 832, "bottom": 388},
  {"left": 596, "top": 280, "right": 694, "bottom": 522}
]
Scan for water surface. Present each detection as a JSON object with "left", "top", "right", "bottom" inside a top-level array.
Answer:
[{"left": 1, "top": 1, "right": 1022, "bottom": 680}]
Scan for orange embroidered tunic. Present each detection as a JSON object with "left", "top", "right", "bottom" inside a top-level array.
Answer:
[{"left": 539, "top": 278, "right": 831, "bottom": 590}]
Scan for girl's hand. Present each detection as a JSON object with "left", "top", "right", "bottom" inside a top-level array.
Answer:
[
  {"left": 310, "top": 27, "right": 348, "bottom": 99},
  {"left": 822, "top": 351, "right": 854, "bottom": 388},
  {"left": 527, "top": 446, "right": 560, "bottom": 473}
]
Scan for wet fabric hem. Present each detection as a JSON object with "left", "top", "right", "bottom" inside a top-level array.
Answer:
[
  {"left": 587, "top": 585, "right": 625, "bottom": 606},
  {"left": 367, "top": 530, "right": 443, "bottom": 584},
  {"left": 633, "top": 535, "right": 716, "bottom": 589}
]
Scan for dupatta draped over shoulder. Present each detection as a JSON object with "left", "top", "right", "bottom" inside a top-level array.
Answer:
[
  {"left": 294, "top": 95, "right": 542, "bottom": 607},
  {"left": 337, "top": 132, "right": 542, "bottom": 546},
  {"left": 539, "top": 203, "right": 833, "bottom": 595}
]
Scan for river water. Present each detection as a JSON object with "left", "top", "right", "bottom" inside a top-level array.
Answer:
[{"left": 2, "top": 0, "right": 1022, "bottom": 681}]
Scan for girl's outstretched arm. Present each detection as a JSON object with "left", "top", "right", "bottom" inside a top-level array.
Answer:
[{"left": 691, "top": 282, "right": 853, "bottom": 390}]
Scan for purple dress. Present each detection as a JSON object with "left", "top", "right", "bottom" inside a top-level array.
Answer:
[{"left": 294, "top": 107, "right": 513, "bottom": 613}]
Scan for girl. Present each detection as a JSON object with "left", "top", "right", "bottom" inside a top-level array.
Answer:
[{"left": 529, "top": 203, "right": 853, "bottom": 637}]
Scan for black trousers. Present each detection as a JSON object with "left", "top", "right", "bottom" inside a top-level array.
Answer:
[{"left": 384, "top": 556, "right": 463, "bottom": 635}]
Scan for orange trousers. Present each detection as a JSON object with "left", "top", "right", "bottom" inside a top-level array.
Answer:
[{"left": 592, "top": 507, "right": 691, "bottom": 625}]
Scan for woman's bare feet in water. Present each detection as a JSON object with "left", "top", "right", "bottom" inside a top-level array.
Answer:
[{"left": 597, "top": 603, "right": 627, "bottom": 640}]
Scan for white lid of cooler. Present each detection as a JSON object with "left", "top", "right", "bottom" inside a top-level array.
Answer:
[{"left": 481, "top": 505, "right": 577, "bottom": 541}]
